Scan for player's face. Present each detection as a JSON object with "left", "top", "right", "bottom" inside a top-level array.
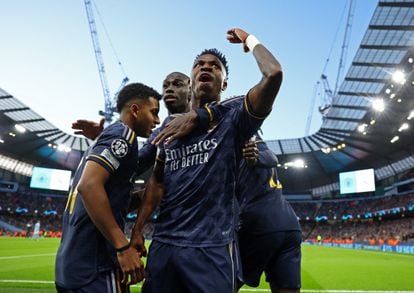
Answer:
[
  {"left": 162, "top": 73, "right": 190, "bottom": 114},
  {"left": 134, "top": 97, "right": 160, "bottom": 138},
  {"left": 191, "top": 54, "right": 227, "bottom": 103}
]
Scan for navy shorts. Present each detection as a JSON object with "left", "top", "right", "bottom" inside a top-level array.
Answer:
[
  {"left": 56, "top": 269, "right": 130, "bottom": 293},
  {"left": 238, "top": 230, "right": 301, "bottom": 289},
  {"left": 142, "top": 240, "right": 237, "bottom": 293}
]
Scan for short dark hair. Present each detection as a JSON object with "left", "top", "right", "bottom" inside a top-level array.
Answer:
[
  {"left": 194, "top": 48, "right": 229, "bottom": 77},
  {"left": 165, "top": 72, "right": 190, "bottom": 81},
  {"left": 116, "top": 83, "right": 161, "bottom": 112}
]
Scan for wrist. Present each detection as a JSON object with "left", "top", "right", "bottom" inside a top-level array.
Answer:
[
  {"left": 245, "top": 34, "right": 261, "bottom": 52},
  {"left": 115, "top": 242, "right": 130, "bottom": 253}
]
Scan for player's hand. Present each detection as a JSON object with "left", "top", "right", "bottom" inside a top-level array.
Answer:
[
  {"left": 242, "top": 141, "right": 258, "bottom": 166},
  {"left": 71, "top": 118, "right": 105, "bottom": 140},
  {"left": 152, "top": 110, "right": 198, "bottom": 146},
  {"left": 117, "top": 246, "right": 146, "bottom": 285},
  {"left": 130, "top": 228, "right": 147, "bottom": 257},
  {"left": 227, "top": 28, "right": 250, "bottom": 52}
]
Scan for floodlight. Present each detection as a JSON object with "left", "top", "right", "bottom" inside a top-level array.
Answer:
[
  {"left": 398, "top": 123, "right": 409, "bottom": 132},
  {"left": 390, "top": 136, "right": 399, "bottom": 143},
  {"left": 370, "top": 119, "right": 376, "bottom": 125},
  {"left": 392, "top": 70, "right": 406, "bottom": 84},
  {"left": 372, "top": 99, "right": 385, "bottom": 112},
  {"left": 293, "top": 159, "right": 306, "bottom": 168},
  {"left": 357, "top": 124, "right": 367, "bottom": 133},
  {"left": 0, "top": 138, "right": 4, "bottom": 144},
  {"left": 409, "top": 57, "right": 413, "bottom": 63},
  {"left": 408, "top": 110, "right": 414, "bottom": 120},
  {"left": 14, "top": 124, "right": 26, "bottom": 133}
]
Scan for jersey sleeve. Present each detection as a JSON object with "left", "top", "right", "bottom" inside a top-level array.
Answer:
[
  {"left": 203, "top": 95, "right": 266, "bottom": 142},
  {"left": 137, "top": 128, "right": 160, "bottom": 174},
  {"left": 254, "top": 134, "right": 279, "bottom": 168},
  {"left": 86, "top": 124, "right": 136, "bottom": 174}
]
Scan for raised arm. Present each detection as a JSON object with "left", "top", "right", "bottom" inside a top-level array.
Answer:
[{"left": 227, "top": 28, "right": 283, "bottom": 117}]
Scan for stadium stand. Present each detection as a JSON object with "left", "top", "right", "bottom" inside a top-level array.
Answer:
[{"left": 1, "top": 0, "right": 414, "bottom": 256}]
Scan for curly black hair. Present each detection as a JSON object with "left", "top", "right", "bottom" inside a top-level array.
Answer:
[
  {"left": 194, "top": 48, "right": 229, "bottom": 77},
  {"left": 116, "top": 82, "right": 161, "bottom": 112}
]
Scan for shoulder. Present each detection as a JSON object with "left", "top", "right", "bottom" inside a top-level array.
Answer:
[{"left": 103, "top": 121, "right": 136, "bottom": 145}]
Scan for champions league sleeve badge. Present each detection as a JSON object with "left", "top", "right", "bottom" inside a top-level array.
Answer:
[{"left": 111, "top": 139, "right": 128, "bottom": 158}]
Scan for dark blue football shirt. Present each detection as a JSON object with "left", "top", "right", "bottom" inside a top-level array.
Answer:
[
  {"left": 238, "top": 134, "right": 301, "bottom": 234},
  {"left": 196, "top": 96, "right": 300, "bottom": 234},
  {"left": 55, "top": 121, "right": 138, "bottom": 289},
  {"left": 153, "top": 95, "right": 265, "bottom": 247}
]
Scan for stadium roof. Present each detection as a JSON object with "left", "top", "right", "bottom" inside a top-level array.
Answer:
[
  {"left": 1, "top": 0, "right": 414, "bottom": 194},
  {"left": 271, "top": 0, "right": 414, "bottom": 192},
  {"left": 0, "top": 88, "right": 91, "bottom": 170}
]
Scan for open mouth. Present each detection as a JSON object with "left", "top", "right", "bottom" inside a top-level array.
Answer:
[{"left": 198, "top": 73, "right": 213, "bottom": 83}]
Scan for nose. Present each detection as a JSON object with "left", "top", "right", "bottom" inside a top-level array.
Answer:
[
  {"left": 154, "top": 116, "right": 161, "bottom": 125},
  {"left": 200, "top": 64, "right": 213, "bottom": 72}
]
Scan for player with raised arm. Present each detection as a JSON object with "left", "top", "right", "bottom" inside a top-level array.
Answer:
[{"left": 131, "top": 27, "right": 283, "bottom": 292}]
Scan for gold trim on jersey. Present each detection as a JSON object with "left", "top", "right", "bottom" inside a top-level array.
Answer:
[
  {"left": 128, "top": 131, "right": 136, "bottom": 144},
  {"left": 88, "top": 154, "right": 115, "bottom": 172},
  {"left": 204, "top": 105, "right": 213, "bottom": 122},
  {"left": 269, "top": 169, "right": 282, "bottom": 189},
  {"left": 244, "top": 96, "right": 267, "bottom": 120}
]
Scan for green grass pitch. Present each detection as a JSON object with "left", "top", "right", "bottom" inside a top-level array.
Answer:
[{"left": 0, "top": 238, "right": 413, "bottom": 292}]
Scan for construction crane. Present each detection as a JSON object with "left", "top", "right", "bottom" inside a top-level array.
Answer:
[
  {"left": 83, "top": 0, "right": 129, "bottom": 123},
  {"left": 305, "top": 0, "right": 355, "bottom": 135}
]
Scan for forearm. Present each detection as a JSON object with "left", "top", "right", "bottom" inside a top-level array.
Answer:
[
  {"left": 80, "top": 184, "right": 128, "bottom": 249},
  {"left": 249, "top": 44, "right": 283, "bottom": 116},
  {"left": 134, "top": 176, "right": 164, "bottom": 233}
]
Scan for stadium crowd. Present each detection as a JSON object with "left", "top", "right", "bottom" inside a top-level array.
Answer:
[{"left": 1, "top": 188, "right": 413, "bottom": 243}]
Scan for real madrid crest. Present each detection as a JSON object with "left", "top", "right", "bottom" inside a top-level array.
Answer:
[{"left": 111, "top": 139, "right": 128, "bottom": 158}]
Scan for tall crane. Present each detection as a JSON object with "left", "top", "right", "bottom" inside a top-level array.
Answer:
[
  {"left": 83, "top": 0, "right": 129, "bottom": 123},
  {"left": 305, "top": 0, "right": 355, "bottom": 135}
]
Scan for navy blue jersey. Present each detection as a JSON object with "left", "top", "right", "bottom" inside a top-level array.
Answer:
[
  {"left": 136, "top": 116, "right": 181, "bottom": 175},
  {"left": 154, "top": 95, "right": 265, "bottom": 247},
  {"left": 238, "top": 135, "right": 301, "bottom": 234},
  {"left": 55, "top": 121, "right": 138, "bottom": 289},
  {"left": 136, "top": 127, "right": 160, "bottom": 175}
]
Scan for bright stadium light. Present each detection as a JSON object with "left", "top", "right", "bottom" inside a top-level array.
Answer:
[
  {"left": 370, "top": 119, "right": 376, "bottom": 125},
  {"left": 357, "top": 124, "right": 367, "bottom": 133},
  {"left": 14, "top": 124, "right": 26, "bottom": 133},
  {"left": 390, "top": 136, "right": 399, "bottom": 143},
  {"left": 392, "top": 70, "right": 406, "bottom": 84},
  {"left": 57, "top": 144, "right": 66, "bottom": 152},
  {"left": 408, "top": 110, "right": 414, "bottom": 120},
  {"left": 0, "top": 138, "right": 4, "bottom": 144},
  {"left": 385, "top": 88, "right": 391, "bottom": 94},
  {"left": 398, "top": 123, "right": 409, "bottom": 132},
  {"left": 372, "top": 99, "right": 385, "bottom": 112},
  {"left": 390, "top": 93, "right": 396, "bottom": 99},
  {"left": 293, "top": 159, "right": 306, "bottom": 168},
  {"left": 409, "top": 57, "right": 413, "bottom": 63}
]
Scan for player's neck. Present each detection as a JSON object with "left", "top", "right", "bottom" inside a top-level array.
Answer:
[{"left": 191, "top": 94, "right": 220, "bottom": 109}]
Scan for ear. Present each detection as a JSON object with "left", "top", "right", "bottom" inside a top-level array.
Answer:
[
  {"left": 130, "top": 103, "right": 141, "bottom": 117},
  {"left": 221, "top": 79, "right": 228, "bottom": 92}
]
